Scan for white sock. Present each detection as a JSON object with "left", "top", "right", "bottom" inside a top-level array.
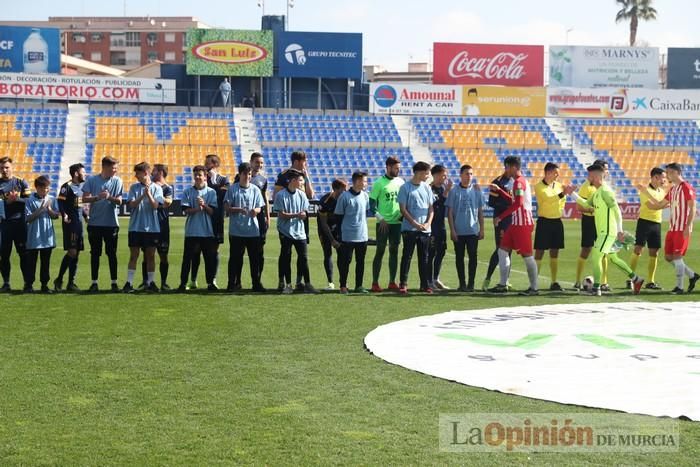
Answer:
[
  {"left": 498, "top": 248, "right": 510, "bottom": 286},
  {"left": 111, "top": 279, "right": 118, "bottom": 285},
  {"left": 92, "top": 280, "right": 98, "bottom": 285},
  {"left": 673, "top": 259, "right": 685, "bottom": 289},
  {"left": 524, "top": 256, "right": 538, "bottom": 290},
  {"left": 684, "top": 264, "right": 696, "bottom": 278},
  {"left": 127, "top": 269, "right": 135, "bottom": 285},
  {"left": 147, "top": 272, "right": 155, "bottom": 284}
]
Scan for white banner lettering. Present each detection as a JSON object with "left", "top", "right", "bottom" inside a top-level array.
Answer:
[{"left": 0, "top": 72, "right": 176, "bottom": 103}]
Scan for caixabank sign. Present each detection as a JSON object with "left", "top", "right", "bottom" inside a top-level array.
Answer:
[
  {"left": 276, "top": 32, "right": 362, "bottom": 79},
  {"left": 547, "top": 88, "right": 700, "bottom": 119}
]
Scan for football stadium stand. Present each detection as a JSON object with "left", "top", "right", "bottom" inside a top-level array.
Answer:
[
  {"left": 3, "top": 102, "right": 700, "bottom": 207},
  {"left": 254, "top": 111, "right": 408, "bottom": 195},
  {"left": 85, "top": 108, "right": 240, "bottom": 195},
  {"left": 260, "top": 147, "right": 414, "bottom": 195},
  {"left": 0, "top": 104, "right": 67, "bottom": 190},
  {"left": 415, "top": 116, "right": 589, "bottom": 193},
  {"left": 254, "top": 111, "right": 402, "bottom": 147},
  {"left": 566, "top": 118, "right": 700, "bottom": 202}
]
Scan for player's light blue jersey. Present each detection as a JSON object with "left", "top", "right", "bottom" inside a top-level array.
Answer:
[
  {"left": 127, "top": 183, "right": 164, "bottom": 233},
  {"left": 225, "top": 183, "right": 264, "bottom": 238},
  {"left": 334, "top": 189, "right": 369, "bottom": 242},
  {"left": 273, "top": 188, "right": 309, "bottom": 240},
  {"left": 83, "top": 174, "right": 123, "bottom": 227},
  {"left": 181, "top": 185, "right": 218, "bottom": 237},
  {"left": 25, "top": 193, "right": 59, "bottom": 249},
  {"left": 398, "top": 181, "right": 434, "bottom": 233},
  {"left": 447, "top": 184, "right": 484, "bottom": 236}
]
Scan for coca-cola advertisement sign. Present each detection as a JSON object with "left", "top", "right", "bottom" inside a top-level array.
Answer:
[{"left": 433, "top": 43, "right": 544, "bottom": 86}]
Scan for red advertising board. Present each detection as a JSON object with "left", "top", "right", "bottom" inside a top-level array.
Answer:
[{"left": 433, "top": 43, "right": 544, "bottom": 86}]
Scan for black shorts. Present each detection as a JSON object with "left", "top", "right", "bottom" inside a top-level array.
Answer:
[
  {"left": 534, "top": 217, "right": 565, "bottom": 250},
  {"left": 580, "top": 215, "right": 597, "bottom": 248},
  {"left": 87, "top": 225, "right": 119, "bottom": 256},
  {"left": 128, "top": 231, "right": 160, "bottom": 248},
  {"left": 62, "top": 226, "right": 84, "bottom": 251},
  {"left": 635, "top": 219, "right": 662, "bottom": 249}
]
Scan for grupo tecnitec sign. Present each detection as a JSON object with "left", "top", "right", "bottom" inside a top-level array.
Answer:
[{"left": 277, "top": 32, "right": 362, "bottom": 79}]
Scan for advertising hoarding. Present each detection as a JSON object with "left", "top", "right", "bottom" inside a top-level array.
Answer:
[
  {"left": 186, "top": 29, "right": 273, "bottom": 76},
  {"left": 0, "top": 72, "right": 176, "bottom": 103},
  {"left": 549, "top": 45, "right": 659, "bottom": 89},
  {"left": 666, "top": 48, "right": 700, "bottom": 89},
  {"left": 277, "top": 32, "right": 362, "bottom": 79},
  {"left": 0, "top": 26, "right": 61, "bottom": 74},
  {"left": 433, "top": 43, "right": 544, "bottom": 86}
]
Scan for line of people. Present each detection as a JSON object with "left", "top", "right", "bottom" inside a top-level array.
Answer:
[{"left": 0, "top": 152, "right": 697, "bottom": 295}]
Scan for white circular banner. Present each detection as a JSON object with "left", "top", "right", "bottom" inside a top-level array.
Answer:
[{"left": 365, "top": 302, "right": 700, "bottom": 420}]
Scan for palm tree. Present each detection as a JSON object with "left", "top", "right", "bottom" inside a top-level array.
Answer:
[{"left": 615, "top": 0, "right": 658, "bottom": 46}]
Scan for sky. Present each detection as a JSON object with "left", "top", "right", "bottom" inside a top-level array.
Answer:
[{"left": 5, "top": 0, "right": 699, "bottom": 71}]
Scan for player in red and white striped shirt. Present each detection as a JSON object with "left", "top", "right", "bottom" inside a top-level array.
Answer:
[
  {"left": 648, "top": 163, "right": 699, "bottom": 294},
  {"left": 488, "top": 156, "right": 541, "bottom": 296}
]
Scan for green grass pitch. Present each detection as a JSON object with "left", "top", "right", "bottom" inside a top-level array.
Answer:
[{"left": 1, "top": 218, "right": 698, "bottom": 465}]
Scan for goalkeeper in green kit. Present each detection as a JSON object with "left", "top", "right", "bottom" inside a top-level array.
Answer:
[{"left": 572, "top": 163, "right": 644, "bottom": 296}]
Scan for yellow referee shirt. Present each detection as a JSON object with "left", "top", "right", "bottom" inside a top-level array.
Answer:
[
  {"left": 578, "top": 180, "right": 596, "bottom": 217},
  {"left": 534, "top": 180, "right": 566, "bottom": 219},
  {"left": 638, "top": 185, "right": 665, "bottom": 223}
]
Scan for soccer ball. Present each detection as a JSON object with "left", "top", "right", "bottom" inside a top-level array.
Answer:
[{"left": 582, "top": 276, "right": 595, "bottom": 291}]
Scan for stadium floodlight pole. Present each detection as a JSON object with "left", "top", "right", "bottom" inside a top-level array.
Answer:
[
  {"left": 257, "top": 0, "right": 265, "bottom": 15},
  {"left": 566, "top": 27, "right": 574, "bottom": 45}
]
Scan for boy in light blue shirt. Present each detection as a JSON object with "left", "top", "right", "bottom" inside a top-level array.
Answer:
[
  {"left": 334, "top": 171, "right": 370, "bottom": 294},
  {"left": 447, "top": 164, "right": 485, "bottom": 291},
  {"left": 123, "top": 162, "right": 164, "bottom": 293},
  {"left": 273, "top": 169, "right": 317, "bottom": 294},
  {"left": 23, "top": 176, "right": 60, "bottom": 293},
  {"left": 178, "top": 165, "right": 218, "bottom": 291},
  {"left": 224, "top": 162, "right": 265, "bottom": 293},
  {"left": 397, "top": 161, "right": 434, "bottom": 294},
  {"left": 82, "top": 156, "right": 123, "bottom": 292}
]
